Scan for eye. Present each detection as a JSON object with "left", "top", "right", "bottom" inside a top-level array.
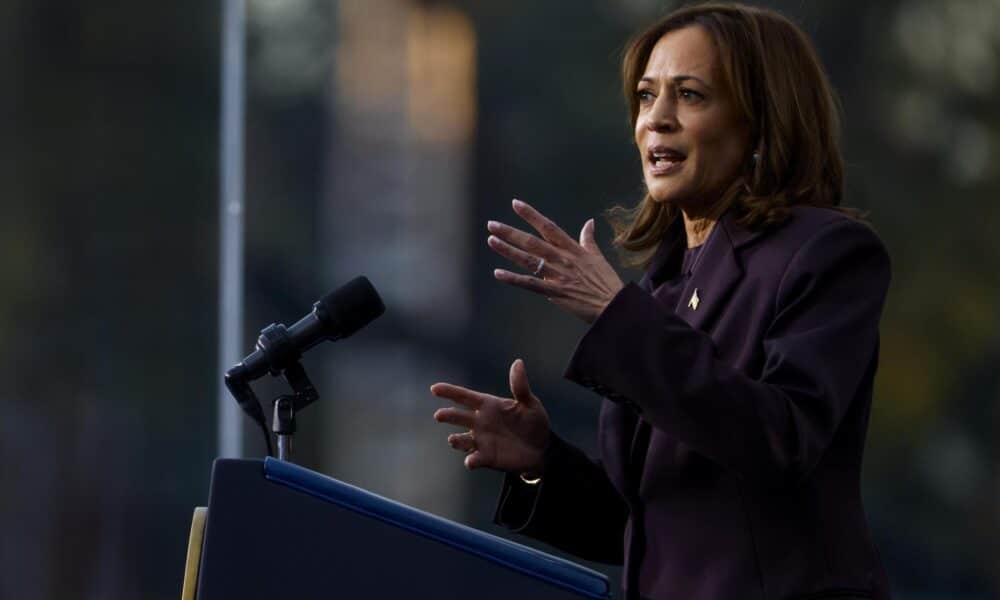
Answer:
[
  {"left": 636, "top": 88, "right": 655, "bottom": 103},
  {"left": 678, "top": 87, "right": 704, "bottom": 103}
]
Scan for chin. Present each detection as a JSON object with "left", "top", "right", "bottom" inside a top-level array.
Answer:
[{"left": 645, "top": 181, "right": 688, "bottom": 205}]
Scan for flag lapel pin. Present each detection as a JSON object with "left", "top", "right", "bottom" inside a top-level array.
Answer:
[{"left": 688, "top": 288, "right": 700, "bottom": 311}]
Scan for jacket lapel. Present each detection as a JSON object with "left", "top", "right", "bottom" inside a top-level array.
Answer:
[
  {"left": 610, "top": 210, "right": 766, "bottom": 495},
  {"left": 675, "top": 211, "right": 761, "bottom": 331}
]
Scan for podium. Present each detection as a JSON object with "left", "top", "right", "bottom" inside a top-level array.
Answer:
[{"left": 186, "top": 458, "right": 611, "bottom": 599}]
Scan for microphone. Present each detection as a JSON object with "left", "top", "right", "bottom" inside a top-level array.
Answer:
[
  {"left": 227, "top": 276, "right": 385, "bottom": 383},
  {"left": 224, "top": 276, "right": 385, "bottom": 457}
]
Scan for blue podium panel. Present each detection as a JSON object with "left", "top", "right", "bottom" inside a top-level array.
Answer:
[{"left": 196, "top": 459, "right": 610, "bottom": 600}]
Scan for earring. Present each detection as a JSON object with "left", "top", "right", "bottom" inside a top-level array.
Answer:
[{"left": 751, "top": 151, "right": 761, "bottom": 165}]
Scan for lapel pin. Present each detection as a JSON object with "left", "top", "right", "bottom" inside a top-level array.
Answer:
[{"left": 688, "top": 288, "right": 700, "bottom": 311}]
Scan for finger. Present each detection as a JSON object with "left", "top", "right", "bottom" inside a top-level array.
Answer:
[
  {"left": 448, "top": 431, "right": 476, "bottom": 453},
  {"left": 579, "top": 218, "right": 599, "bottom": 254},
  {"left": 487, "top": 220, "right": 562, "bottom": 262},
  {"left": 493, "top": 269, "right": 564, "bottom": 297},
  {"left": 464, "top": 450, "right": 485, "bottom": 470},
  {"left": 488, "top": 235, "right": 554, "bottom": 276},
  {"left": 429, "top": 383, "right": 490, "bottom": 410},
  {"left": 434, "top": 407, "right": 475, "bottom": 429},
  {"left": 509, "top": 358, "right": 536, "bottom": 406},
  {"left": 511, "top": 199, "right": 580, "bottom": 252}
]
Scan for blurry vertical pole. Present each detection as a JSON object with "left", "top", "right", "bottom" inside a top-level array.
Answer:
[{"left": 217, "top": 0, "right": 246, "bottom": 458}]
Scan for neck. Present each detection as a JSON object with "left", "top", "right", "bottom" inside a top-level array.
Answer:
[
  {"left": 678, "top": 192, "right": 731, "bottom": 247},
  {"left": 681, "top": 209, "right": 718, "bottom": 248}
]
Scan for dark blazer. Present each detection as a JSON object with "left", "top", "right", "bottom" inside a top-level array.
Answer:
[{"left": 495, "top": 206, "right": 892, "bottom": 600}]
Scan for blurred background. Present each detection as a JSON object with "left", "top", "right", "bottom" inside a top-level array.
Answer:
[{"left": 1, "top": 0, "right": 998, "bottom": 598}]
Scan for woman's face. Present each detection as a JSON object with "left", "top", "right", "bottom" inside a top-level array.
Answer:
[{"left": 634, "top": 26, "right": 750, "bottom": 209}]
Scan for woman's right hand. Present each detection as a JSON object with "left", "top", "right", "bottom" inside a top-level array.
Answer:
[{"left": 431, "top": 359, "right": 551, "bottom": 474}]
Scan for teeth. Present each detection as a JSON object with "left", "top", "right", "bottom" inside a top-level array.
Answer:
[{"left": 650, "top": 151, "right": 682, "bottom": 162}]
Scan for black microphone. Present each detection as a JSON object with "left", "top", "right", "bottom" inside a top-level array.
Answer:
[{"left": 227, "top": 276, "right": 385, "bottom": 383}]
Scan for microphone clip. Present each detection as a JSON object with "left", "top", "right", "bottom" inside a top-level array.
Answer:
[
  {"left": 271, "top": 361, "right": 319, "bottom": 461},
  {"left": 224, "top": 358, "right": 319, "bottom": 462}
]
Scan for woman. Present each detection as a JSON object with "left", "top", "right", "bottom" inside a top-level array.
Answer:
[{"left": 430, "top": 4, "right": 891, "bottom": 599}]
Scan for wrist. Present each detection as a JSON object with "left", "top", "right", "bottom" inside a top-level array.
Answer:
[
  {"left": 519, "top": 461, "right": 544, "bottom": 481},
  {"left": 520, "top": 430, "right": 553, "bottom": 481}
]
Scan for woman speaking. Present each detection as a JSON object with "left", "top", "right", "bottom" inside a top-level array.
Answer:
[{"left": 430, "top": 4, "right": 891, "bottom": 599}]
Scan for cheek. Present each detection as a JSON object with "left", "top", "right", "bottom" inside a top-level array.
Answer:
[
  {"left": 635, "top": 125, "right": 652, "bottom": 170},
  {"left": 692, "top": 124, "right": 746, "bottom": 175},
  {"left": 633, "top": 119, "right": 646, "bottom": 147},
  {"left": 717, "top": 137, "right": 748, "bottom": 175}
]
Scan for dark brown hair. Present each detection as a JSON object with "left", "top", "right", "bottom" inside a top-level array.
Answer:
[{"left": 609, "top": 2, "right": 850, "bottom": 266}]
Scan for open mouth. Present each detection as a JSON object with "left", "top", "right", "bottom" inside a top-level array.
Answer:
[{"left": 647, "top": 146, "right": 686, "bottom": 174}]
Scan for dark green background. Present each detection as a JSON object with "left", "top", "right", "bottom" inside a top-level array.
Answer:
[{"left": 1, "top": 1, "right": 997, "bottom": 598}]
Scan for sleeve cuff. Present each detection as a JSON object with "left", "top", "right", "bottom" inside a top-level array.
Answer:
[
  {"left": 563, "top": 282, "right": 666, "bottom": 412},
  {"left": 492, "top": 432, "right": 570, "bottom": 532}
]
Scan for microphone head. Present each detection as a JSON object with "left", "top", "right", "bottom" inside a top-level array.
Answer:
[{"left": 314, "top": 276, "right": 385, "bottom": 340}]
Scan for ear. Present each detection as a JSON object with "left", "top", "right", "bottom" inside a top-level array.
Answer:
[{"left": 751, "top": 137, "right": 764, "bottom": 164}]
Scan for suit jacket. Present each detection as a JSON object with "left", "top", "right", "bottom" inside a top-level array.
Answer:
[{"left": 494, "top": 206, "right": 892, "bottom": 600}]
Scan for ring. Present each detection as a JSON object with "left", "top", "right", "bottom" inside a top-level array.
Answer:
[{"left": 532, "top": 258, "right": 545, "bottom": 277}]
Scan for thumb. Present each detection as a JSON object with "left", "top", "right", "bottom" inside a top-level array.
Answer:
[
  {"left": 579, "top": 218, "right": 599, "bottom": 253},
  {"left": 509, "top": 358, "right": 536, "bottom": 405}
]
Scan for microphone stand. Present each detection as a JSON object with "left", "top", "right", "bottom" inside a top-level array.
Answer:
[
  {"left": 271, "top": 361, "right": 318, "bottom": 462},
  {"left": 224, "top": 359, "right": 319, "bottom": 463},
  {"left": 222, "top": 277, "right": 384, "bottom": 461}
]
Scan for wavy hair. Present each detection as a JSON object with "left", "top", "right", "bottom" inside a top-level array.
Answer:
[{"left": 609, "top": 3, "right": 854, "bottom": 266}]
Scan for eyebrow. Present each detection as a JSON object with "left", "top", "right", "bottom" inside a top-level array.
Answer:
[{"left": 639, "top": 75, "right": 713, "bottom": 90}]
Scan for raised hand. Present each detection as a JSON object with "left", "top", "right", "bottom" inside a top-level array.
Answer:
[
  {"left": 431, "top": 359, "right": 551, "bottom": 474},
  {"left": 487, "top": 199, "right": 624, "bottom": 323}
]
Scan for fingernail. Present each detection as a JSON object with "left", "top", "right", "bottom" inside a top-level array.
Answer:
[
  {"left": 512, "top": 199, "right": 525, "bottom": 209},
  {"left": 493, "top": 269, "right": 504, "bottom": 278},
  {"left": 487, "top": 220, "right": 500, "bottom": 231}
]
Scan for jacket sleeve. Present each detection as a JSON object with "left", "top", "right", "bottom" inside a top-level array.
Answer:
[
  {"left": 564, "top": 218, "right": 891, "bottom": 487},
  {"left": 493, "top": 432, "right": 628, "bottom": 564}
]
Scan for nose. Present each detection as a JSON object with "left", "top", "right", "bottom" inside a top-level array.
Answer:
[{"left": 646, "top": 93, "right": 679, "bottom": 133}]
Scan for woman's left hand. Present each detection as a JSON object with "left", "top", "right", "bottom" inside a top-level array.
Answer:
[{"left": 487, "top": 199, "right": 624, "bottom": 324}]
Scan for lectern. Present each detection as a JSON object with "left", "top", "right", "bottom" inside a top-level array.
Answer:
[{"left": 185, "top": 458, "right": 611, "bottom": 599}]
